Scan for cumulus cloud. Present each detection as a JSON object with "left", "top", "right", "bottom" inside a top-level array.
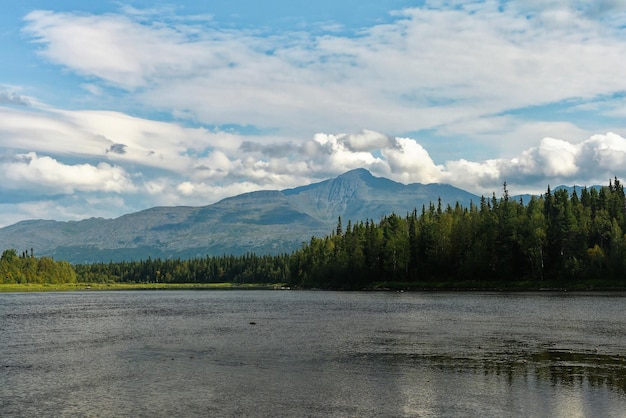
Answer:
[
  {"left": 293, "top": 130, "right": 626, "bottom": 196},
  {"left": 462, "top": 132, "right": 626, "bottom": 194},
  {"left": 441, "top": 159, "right": 502, "bottom": 191},
  {"left": 1, "top": 152, "right": 135, "bottom": 194},
  {"left": 518, "top": 137, "right": 579, "bottom": 177},
  {"left": 580, "top": 132, "right": 626, "bottom": 168},
  {"left": 309, "top": 132, "right": 386, "bottom": 174},
  {"left": 382, "top": 137, "right": 443, "bottom": 183}
]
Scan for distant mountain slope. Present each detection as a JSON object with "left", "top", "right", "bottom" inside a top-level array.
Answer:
[
  {"left": 512, "top": 184, "right": 602, "bottom": 204},
  {"left": 0, "top": 169, "right": 478, "bottom": 263},
  {"left": 284, "top": 168, "right": 475, "bottom": 223}
]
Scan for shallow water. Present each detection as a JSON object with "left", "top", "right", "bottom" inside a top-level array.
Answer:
[{"left": 1, "top": 290, "right": 625, "bottom": 417}]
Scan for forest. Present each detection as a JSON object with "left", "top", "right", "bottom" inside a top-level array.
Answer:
[
  {"left": 3, "top": 179, "right": 626, "bottom": 289},
  {"left": 0, "top": 248, "right": 77, "bottom": 284},
  {"left": 289, "top": 179, "right": 626, "bottom": 289}
]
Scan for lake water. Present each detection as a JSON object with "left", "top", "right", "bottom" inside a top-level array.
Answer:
[{"left": 1, "top": 290, "right": 626, "bottom": 417}]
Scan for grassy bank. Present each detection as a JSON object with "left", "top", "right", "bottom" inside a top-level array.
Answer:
[{"left": 0, "top": 282, "right": 288, "bottom": 292}]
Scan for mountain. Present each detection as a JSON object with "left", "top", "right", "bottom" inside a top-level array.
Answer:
[
  {"left": 512, "top": 185, "right": 603, "bottom": 205},
  {"left": 0, "top": 169, "right": 478, "bottom": 263}
]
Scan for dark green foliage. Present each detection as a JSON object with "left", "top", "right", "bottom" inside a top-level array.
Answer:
[
  {"left": 286, "top": 179, "right": 626, "bottom": 288},
  {"left": 73, "top": 253, "right": 291, "bottom": 284}
]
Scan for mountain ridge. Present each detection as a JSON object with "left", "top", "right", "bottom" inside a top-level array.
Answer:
[{"left": 0, "top": 169, "right": 479, "bottom": 263}]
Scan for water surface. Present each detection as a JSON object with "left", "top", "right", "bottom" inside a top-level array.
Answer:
[{"left": 1, "top": 290, "right": 625, "bottom": 417}]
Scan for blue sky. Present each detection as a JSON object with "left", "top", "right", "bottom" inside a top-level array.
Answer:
[{"left": 2, "top": 0, "right": 626, "bottom": 226}]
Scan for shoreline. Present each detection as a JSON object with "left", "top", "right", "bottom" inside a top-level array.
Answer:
[
  {"left": 1, "top": 281, "right": 625, "bottom": 293},
  {"left": 0, "top": 282, "right": 289, "bottom": 292}
]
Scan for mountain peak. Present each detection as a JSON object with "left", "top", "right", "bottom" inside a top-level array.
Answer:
[
  {"left": 332, "top": 168, "right": 405, "bottom": 192},
  {"left": 0, "top": 169, "right": 479, "bottom": 262},
  {"left": 336, "top": 168, "right": 373, "bottom": 179}
]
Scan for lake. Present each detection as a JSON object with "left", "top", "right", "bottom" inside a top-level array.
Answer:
[{"left": 1, "top": 290, "right": 625, "bottom": 417}]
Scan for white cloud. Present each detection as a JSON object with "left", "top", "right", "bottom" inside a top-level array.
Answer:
[
  {"left": 581, "top": 132, "right": 626, "bottom": 168},
  {"left": 310, "top": 132, "right": 386, "bottom": 173},
  {"left": 3, "top": 111, "right": 626, "bottom": 225},
  {"left": 177, "top": 181, "right": 195, "bottom": 196},
  {"left": 382, "top": 137, "right": 443, "bottom": 183},
  {"left": 24, "top": 10, "right": 211, "bottom": 90},
  {"left": 294, "top": 130, "right": 626, "bottom": 196},
  {"left": 524, "top": 137, "right": 579, "bottom": 177},
  {"left": 4, "top": 91, "right": 626, "bottom": 201},
  {"left": 1, "top": 152, "right": 135, "bottom": 194},
  {"left": 478, "top": 132, "right": 626, "bottom": 193},
  {"left": 141, "top": 130, "right": 626, "bottom": 200},
  {"left": 441, "top": 159, "right": 502, "bottom": 193},
  {"left": 21, "top": 3, "right": 626, "bottom": 138},
  {"left": 0, "top": 107, "right": 109, "bottom": 156},
  {"left": 191, "top": 150, "right": 233, "bottom": 180},
  {"left": 0, "top": 105, "right": 244, "bottom": 176}
]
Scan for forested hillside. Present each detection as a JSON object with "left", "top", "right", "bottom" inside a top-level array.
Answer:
[
  {"left": 5, "top": 179, "right": 626, "bottom": 290},
  {"left": 0, "top": 249, "right": 77, "bottom": 284},
  {"left": 73, "top": 178, "right": 626, "bottom": 289}
]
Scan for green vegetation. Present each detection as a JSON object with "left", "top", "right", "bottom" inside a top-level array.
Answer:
[
  {"left": 3, "top": 179, "right": 626, "bottom": 291},
  {"left": 1, "top": 248, "right": 76, "bottom": 284},
  {"left": 0, "top": 282, "right": 285, "bottom": 292},
  {"left": 73, "top": 253, "right": 291, "bottom": 284},
  {"left": 289, "top": 179, "right": 626, "bottom": 289}
]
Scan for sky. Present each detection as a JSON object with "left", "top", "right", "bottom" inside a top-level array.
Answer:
[{"left": 1, "top": 0, "right": 626, "bottom": 227}]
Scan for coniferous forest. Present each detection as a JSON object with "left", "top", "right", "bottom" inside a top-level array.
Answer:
[
  {"left": 3, "top": 179, "right": 626, "bottom": 289},
  {"left": 288, "top": 179, "right": 626, "bottom": 289}
]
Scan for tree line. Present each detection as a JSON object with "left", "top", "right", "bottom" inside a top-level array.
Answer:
[
  {"left": 73, "top": 253, "right": 291, "bottom": 285},
  {"left": 4, "top": 178, "right": 626, "bottom": 289},
  {"left": 1, "top": 248, "right": 76, "bottom": 284}
]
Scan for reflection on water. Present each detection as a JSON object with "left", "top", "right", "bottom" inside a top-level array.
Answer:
[
  {"left": 529, "top": 350, "right": 626, "bottom": 394},
  {"left": 347, "top": 348, "right": 626, "bottom": 396},
  {"left": 342, "top": 347, "right": 626, "bottom": 417},
  {"left": 1, "top": 290, "right": 625, "bottom": 417}
]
